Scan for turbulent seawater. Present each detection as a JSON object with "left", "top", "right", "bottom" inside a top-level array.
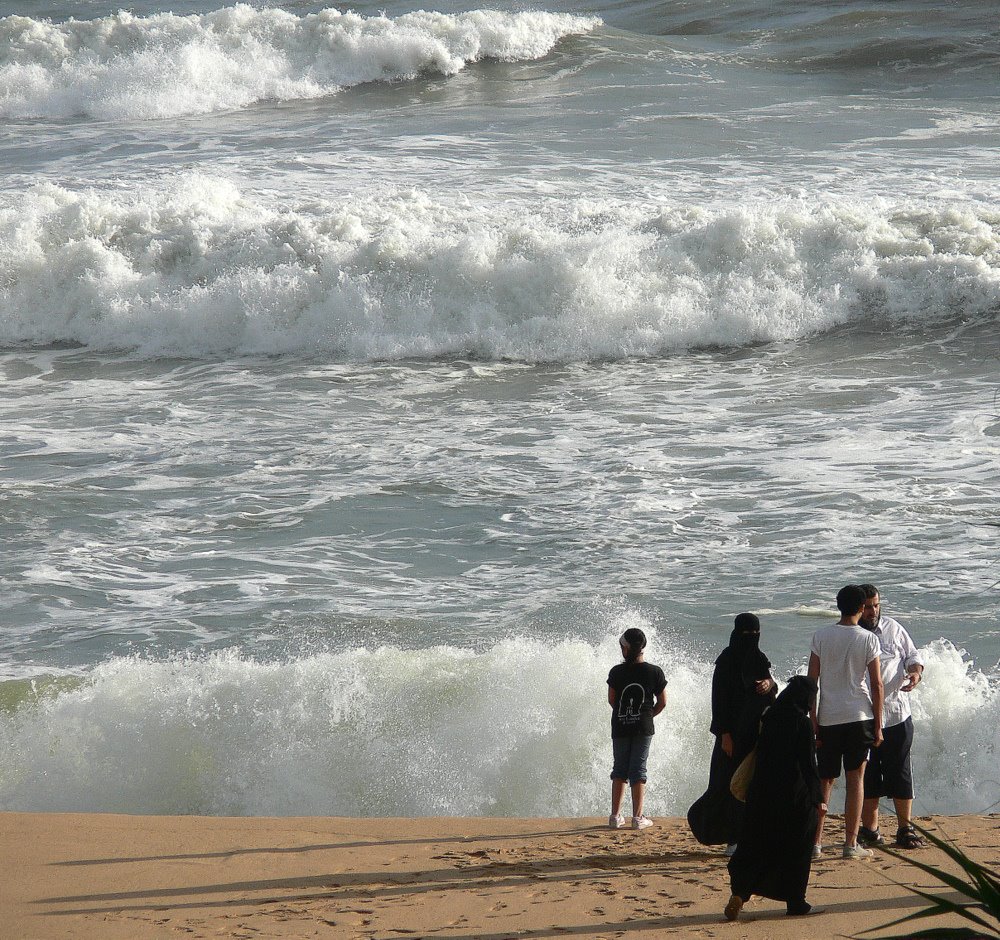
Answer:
[{"left": 1, "top": 0, "right": 998, "bottom": 818}]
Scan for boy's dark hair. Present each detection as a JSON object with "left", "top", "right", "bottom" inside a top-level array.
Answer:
[
  {"left": 620, "top": 628, "right": 647, "bottom": 663},
  {"left": 859, "top": 583, "right": 879, "bottom": 599},
  {"left": 836, "top": 584, "right": 866, "bottom": 616}
]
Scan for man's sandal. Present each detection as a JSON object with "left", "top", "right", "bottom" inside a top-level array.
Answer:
[
  {"left": 858, "top": 825, "right": 887, "bottom": 847},
  {"left": 895, "top": 825, "right": 926, "bottom": 849}
]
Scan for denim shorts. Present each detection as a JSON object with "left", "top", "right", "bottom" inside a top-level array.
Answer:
[{"left": 611, "top": 735, "right": 653, "bottom": 785}]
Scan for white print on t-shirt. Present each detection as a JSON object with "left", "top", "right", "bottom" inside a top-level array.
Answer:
[{"left": 618, "top": 683, "right": 645, "bottom": 723}]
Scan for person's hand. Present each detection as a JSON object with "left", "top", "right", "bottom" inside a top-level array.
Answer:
[
  {"left": 873, "top": 727, "right": 884, "bottom": 748},
  {"left": 901, "top": 672, "right": 921, "bottom": 692},
  {"left": 754, "top": 678, "right": 773, "bottom": 696},
  {"left": 818, "top": 802, "right": 828, "bottom": 814},
  {"left": 720, "top": 732, "right": 734, "bottom": 757}
]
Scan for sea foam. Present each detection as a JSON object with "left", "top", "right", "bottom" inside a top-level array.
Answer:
[
  {"left": 0, "top": 634, "right": 996, "bottom": 817},
  {"left": 0, "top": 5, "right": 600, "bottom": 120},
  {"left": 1, "top": 178, "right": 998, "bottom": 361}
]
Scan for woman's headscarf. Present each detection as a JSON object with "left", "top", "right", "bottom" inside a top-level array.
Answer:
[
  {"left": 721, "top": 612, "right": 771, "bottom": 686},
  {"left": 772, "top": 675, "right": 817, "bottom": 715}
]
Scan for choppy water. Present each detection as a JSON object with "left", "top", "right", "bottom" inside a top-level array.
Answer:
[{"left": 1, "top": 0, "right": 998, "bottom": 818}]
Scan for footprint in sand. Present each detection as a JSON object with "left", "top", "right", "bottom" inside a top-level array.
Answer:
[{"left": 334, "top": 909, "right": 376, "bottom": 927}]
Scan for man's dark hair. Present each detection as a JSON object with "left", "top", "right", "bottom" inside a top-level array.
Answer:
[
  {"left": 859, "top": 583, "right": 879, "bottom": 599},
  {"left": 836, "top": 584, "right": 866, "bottom": 616}
]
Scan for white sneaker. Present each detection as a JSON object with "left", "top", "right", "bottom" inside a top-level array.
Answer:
[
  {"left": 608, "top": 814, "right": 626, "bottom": 829},
  {"left": 724, "top": 843, "right": 738, "bottom": 857},
  {"left": 812, "top": 844, "right": 823, "bottom": 860},
  {"left": 632, "top": 815, "right": 654, "bottom": 830},
  {"left": 842, "top": 843, "right": 874, "bottom": 859}
]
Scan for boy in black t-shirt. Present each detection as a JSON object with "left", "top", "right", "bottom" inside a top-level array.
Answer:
[{"left": 607, "top": 627, "right": 667, "bottom": 829}]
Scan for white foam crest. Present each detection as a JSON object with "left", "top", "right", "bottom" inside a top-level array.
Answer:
[
  {"left": 0, "top": 633, "right": 995, "bottom": 816},
  {"left": 0, "top": 623, "right": 668, "bottom": 816},
  {"left": 1, "top": 179, "right": 998, "bottom": 361},
  {"left": 910, "top": 639, "right": 1000, "bottom": 816},
  {"left": 0, "top": 5, "right": 600, "bottom": 120}
]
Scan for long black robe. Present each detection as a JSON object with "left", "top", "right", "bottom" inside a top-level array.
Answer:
[
  {"left": 687, "top": 629, "right": 775, "bottom": 845},
  {"left": 727, "top": 676, "right": 822, "bottom": 909}
]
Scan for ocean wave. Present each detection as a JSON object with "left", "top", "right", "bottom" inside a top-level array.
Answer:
[
  {"left": 1, "top": 178, "right": 998, "bottom": 361},
  {"left": 0, "top": 636, "right": 995, "bottom": 816},
  {"left": 0, "top": 4, "right": 600, "bottom": 120},
  {"left": 638, "top": 0, "right": 999, "bottom": 76}
]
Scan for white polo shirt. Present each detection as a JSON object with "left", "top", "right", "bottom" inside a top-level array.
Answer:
[
  {"left": 810, "top": 621, "right": 881, "bottom": 726},
  {"left": 869, "top": 615, "right": 925, "bottom": 728}
]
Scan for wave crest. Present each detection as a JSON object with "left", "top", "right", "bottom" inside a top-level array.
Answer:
[
  {"left": 0, "top": 5, "right": 600, "bottom": 120},
  {"left": 1, "top": 178, "right": 998, "bottom": 361},
  {"left": 0, "top": 637, "right": 996, "bottom": 816}
]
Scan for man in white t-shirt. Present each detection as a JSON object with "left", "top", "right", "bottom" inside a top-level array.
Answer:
[
  {"left": 807, "top": 584, "right": 884, "bottom": 860},
  {"left": 857, "top": 584, "right": 926, "bottom": 850}
]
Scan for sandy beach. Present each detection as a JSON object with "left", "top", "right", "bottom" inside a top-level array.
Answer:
[{"left": 2, "top": 812, "right": 997, "bottom": 939}]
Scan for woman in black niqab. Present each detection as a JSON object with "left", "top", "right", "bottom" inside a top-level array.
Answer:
[
  {"left": 687, "top": 613, "right": 777, "bottom": 848},
  {"left": 725, "top": 674, "right": 824, "bottom": 920}
]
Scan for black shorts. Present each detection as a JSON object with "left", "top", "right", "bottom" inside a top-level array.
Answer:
[
  {"left": 863, "top": 717, "right": 914, "bottom": 800},
  {"left": 817, "top": 719, "right": 875, "bottom": 779}
]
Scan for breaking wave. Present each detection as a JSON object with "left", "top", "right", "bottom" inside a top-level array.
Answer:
[
  {"left": 0, "top": 5, "right": 600, "bottom": 120},
  {"left": 0, "top": 636, "right": 995, "bottom": 817},
  {"left": 1, "top": 177, "right": 998, "bottom": 361}
]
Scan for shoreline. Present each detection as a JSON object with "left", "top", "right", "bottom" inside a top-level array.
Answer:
[{"left": 3, "top": 811, "right": 997, "bottom": 939}]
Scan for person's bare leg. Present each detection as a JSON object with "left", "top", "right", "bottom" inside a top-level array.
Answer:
[
  {"left": 611, "top": 779, "right": 626, "bottom": 817},
  {"left": 816, "top": 779, "right": 834, "bottom": 846},
  {"left": 630, "top": 780, "right": 646, "bottom": 818},
  {"left": 844, "top": 764, "right": 867, "bottom": 846},
  {"left": 893, "top": 797, "right": 913, "bottom": 830},
  {"left": 862, "top": 796, "right": 880, "bottom": 832}
]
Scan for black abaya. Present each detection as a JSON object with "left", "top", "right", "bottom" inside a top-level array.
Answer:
[
  {"left": 687, "top": 628, "right": 775, "bottom": 846},
  {"left": 727, "top": 676, "right": 822, "bottom": 911}
]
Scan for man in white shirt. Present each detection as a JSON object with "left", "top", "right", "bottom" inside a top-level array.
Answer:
[
  {"left": 808, "top": 584, "right": 884, "bottom": 859},
  {"left": 857, "top": 584, "right": 926, "bottom": 850}
]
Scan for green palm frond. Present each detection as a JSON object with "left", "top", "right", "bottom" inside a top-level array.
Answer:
[{"left": 856, "top": 822, "right": 1000, "bottom": 940}]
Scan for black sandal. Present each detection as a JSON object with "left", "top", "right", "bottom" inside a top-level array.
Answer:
[
  {"left": 895, "top": 825, "right": 926, "bottom": 849},
  {"left": 858, "top": 825, "right": 887, "bottom": 847}
]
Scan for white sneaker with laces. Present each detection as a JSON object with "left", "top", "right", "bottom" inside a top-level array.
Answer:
[
  {"left": 724, "top": 843, "right": 738, "bottom": 857},
  {"left": 608, "top": 814, "right": 626, "bottom": 829},
  {"left": 632, "top": 815, "right": 654, "bottom": 830},
  {"left": 812, "top": 844, "right": 823, "bottom": 860},
  {"left": 842, "top": 843, "right": 874, "bottom": 859}
]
